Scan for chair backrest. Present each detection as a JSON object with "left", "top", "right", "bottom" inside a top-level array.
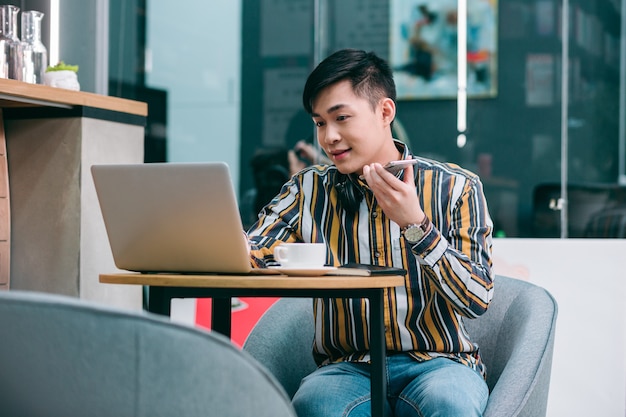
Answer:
[
  {"left": 584, "top": 206, "right": 626, "bottom": 237},
  {"left": 244, "top": 275, "right": 558, "bottom": 417},
  {"left": 0, "top": 290, "right": 296, "bottom": 417},
  {"left": 244, "top": 297, "right": 318, "bottom": 398},
  {"left": 463, "top": 276, "right": 558, "bottom": 417},
  {"left": 532, "top": 182, "right": 626, "bottom": 237}
]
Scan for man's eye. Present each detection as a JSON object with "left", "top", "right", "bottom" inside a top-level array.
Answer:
[
  {"left": 315, "top": 121, "right": 325, "bottom": 127},
  {"left": 337, "top": 115, "right": 348, "bottom": 121}
]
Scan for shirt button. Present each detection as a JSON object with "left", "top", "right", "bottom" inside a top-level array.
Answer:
[
  {"left": 372, "top": 212, "right": 378, "bottom": 218},
  {"left": 374, "top": 252, "right": 380, "bottom": 258}
]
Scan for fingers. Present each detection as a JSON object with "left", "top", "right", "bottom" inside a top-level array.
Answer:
[
  {"left": 363, "top": 162, "right": 408, "bottom": 190},
  {"left": 360, "top": 157, "right": 423, "bottom": 227},
  {"left": 361, "top": 163, "right": 391, "bottom": 188}
]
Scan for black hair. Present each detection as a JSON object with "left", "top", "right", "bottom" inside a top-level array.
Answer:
[{"left": 302, "top": 48, "right": 397, "bottom": 114}]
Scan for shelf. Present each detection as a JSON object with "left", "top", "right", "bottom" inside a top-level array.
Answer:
[{"left": 0, "top": 78, "right": 147, "bottom": 116}]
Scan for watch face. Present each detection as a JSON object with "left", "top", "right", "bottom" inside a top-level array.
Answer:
[{"left": 404, "top": 225, "right": 425, "bottom": 242}]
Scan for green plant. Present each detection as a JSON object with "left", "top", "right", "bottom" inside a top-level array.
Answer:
[{"left": 46, "top": 61, "right": 79, "bottom": 73}]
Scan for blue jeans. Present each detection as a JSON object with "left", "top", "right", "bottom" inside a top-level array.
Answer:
[{"left": 292, "top": 354, "right": 488, "bottom": 417}]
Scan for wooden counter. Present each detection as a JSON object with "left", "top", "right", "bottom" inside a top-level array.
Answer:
[
  {"left": 0, "top": 77, "right": 147, "bottom": 115},
  {"left": 0, "top": 78, "right": 146, "bottom": 309}
]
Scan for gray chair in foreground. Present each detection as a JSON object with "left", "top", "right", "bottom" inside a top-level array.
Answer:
[
  {"left": 0, "top": 290, "right": 296, "bottom": 417},
  {"left": 244, "top": 275, "right": 558, "bottom": 417}
]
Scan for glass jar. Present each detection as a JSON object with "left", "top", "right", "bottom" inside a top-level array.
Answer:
[
  {"left": 0, "top": 5, "right": 23, "bottom": 80},
  {"left": 21, "top": 10, "right": 47, "bottom": 84}
]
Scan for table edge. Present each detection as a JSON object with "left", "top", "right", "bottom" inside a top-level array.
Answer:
[{"left": 99, "top": 273, "right": 405, "bottom": 289}]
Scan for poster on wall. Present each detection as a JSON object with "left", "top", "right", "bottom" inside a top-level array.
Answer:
[{"left": 390, "top": 0, "right": 498, "bottom": 100}]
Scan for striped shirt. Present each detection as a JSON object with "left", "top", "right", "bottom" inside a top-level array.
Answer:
[{"left": 247, "top": 142, "right": 494, "bottom": 377}]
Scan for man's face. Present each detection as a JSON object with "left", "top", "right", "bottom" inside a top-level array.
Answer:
[{"left": 311, "top": 80, "right": 396, "bottom": 175}]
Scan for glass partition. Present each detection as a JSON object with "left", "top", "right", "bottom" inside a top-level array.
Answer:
[
  {"left": 111, "top": 0, "right": 625, "bottom": 238},
  {"left": 239, "top": 0, "right": 625, "bottom": 238}
]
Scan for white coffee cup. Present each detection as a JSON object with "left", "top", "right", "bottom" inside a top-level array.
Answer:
[{"left": 274, "top": 243, "right": 326, "bottom": 268}]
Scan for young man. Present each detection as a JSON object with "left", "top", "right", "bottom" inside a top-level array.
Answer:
[{"left": 247, "top": 48, "right": 494, "bottom": 417}]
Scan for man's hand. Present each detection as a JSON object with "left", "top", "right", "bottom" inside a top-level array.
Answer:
[
  {"left": 287, "top": 150, "right": 307, "bottom": 176},
  {"left": 289, "top": 141, "right": 332, "bottom": 176},
  {"left": 361, "top": 160, "right": 425, "bottom": 228}
]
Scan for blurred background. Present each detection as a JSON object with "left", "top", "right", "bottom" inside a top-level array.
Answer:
[{"left": 4, "top": 0, "right": 625, "bottom": 239}]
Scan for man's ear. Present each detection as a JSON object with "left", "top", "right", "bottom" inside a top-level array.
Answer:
[{"left": 380, "top": 97, "right": 396, "bottom": 127}]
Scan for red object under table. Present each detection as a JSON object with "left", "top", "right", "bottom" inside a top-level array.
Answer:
[{"left": 195, "top": 297, "right": 279, "bottom": 347}]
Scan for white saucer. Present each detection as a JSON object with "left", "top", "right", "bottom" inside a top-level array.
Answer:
[{"left": 274, "top": 266, "right": 338, "bottom": 276}]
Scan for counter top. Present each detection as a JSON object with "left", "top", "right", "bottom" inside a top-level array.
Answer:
[{"left": 0, "top": 78, "right": 147, "bottom": 117}]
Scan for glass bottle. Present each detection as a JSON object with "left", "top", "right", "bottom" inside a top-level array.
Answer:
[
  {"left": 21, "top": 10, "right": 47, "bottom": 84},
  {"left": 0, "top": 5, "right": 23, "bottom": 80}
]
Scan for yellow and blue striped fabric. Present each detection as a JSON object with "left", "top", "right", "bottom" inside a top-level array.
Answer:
[{"left": 248, "top": 143, "right": 494, "bottom": 378}]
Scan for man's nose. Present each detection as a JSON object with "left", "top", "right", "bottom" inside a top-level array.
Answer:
[{"left": 322, "top": 124, "right": 340, "bottom": 144}]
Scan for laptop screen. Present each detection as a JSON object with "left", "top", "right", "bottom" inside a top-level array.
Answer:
[{"left": 91, "top": 162, "right": 253, "bottom": 274}]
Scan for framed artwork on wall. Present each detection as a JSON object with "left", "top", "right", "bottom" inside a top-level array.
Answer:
[{"left": 390, "top": 0, "right": 498, "bottom": 100}]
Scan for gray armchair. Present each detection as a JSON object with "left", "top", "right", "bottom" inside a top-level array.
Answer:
[
  {"left": 0, "top": 290, "right": 296, "bottom": 417},
  {"left": 244, "top": 275, "right": 558, "bottom": 417}
]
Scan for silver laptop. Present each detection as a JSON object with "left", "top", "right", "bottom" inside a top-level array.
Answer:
[{"left": 91, "top": 162, "right": 260, "bottom": 274}]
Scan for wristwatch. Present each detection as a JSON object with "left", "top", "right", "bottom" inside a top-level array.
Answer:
[{"left": 401, "top": 215, "right": 431, "bottom": 243}]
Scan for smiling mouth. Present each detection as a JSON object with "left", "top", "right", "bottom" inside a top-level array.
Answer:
[{"left": 330, "top": 149, "right": 351, "bottom": 160}]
